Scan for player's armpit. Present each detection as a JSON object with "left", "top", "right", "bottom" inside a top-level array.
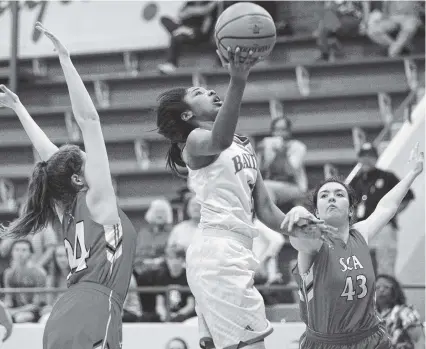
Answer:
[{"left": 185, "top": 128, "right": 232, "bottom": 156}]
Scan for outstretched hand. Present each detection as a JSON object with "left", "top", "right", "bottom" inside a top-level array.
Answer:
[
  {"left": 35, "top": 22, "right": 70, "bottom": 59},
  {"left": 0, "top": 85, "right": 20, "bottom": 110},
  {"left": 216, "top": 46, "right": 262, "bottom": 80},
  {"left": 408, "top": 142, "right": 424, "bottom": 176},
  {"left": 281, "top": 206, "right": 339, "bottom": 248}
]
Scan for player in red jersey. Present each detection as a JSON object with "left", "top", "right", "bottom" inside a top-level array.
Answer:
[
  {"left": 286, "top": 144, "right": 423, "bottom": 349},
  {"left": 0, "top": 23, "right": 138, "bottom": 349}
]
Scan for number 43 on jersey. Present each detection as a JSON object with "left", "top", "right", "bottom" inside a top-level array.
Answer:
[{"left": 341, "top": 275, "right": 368, "bottom": 301}]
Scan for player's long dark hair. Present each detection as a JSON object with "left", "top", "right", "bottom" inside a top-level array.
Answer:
[
  {"left": 311, "top": 177, "right": 358, "bottom": 224},
  {"left": 0, "top": 145, "right": 84, "bottom": 239},
  {"left": 376, "top": 274, "right": 406, "bottom": 311},
  {"left": 156, "top": 88, "right": 196, "bottom": 177}
]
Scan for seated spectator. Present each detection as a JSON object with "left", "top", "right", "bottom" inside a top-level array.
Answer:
[
  {"left": 156, "top": 245, "right": 195, "bottom": 322},
  {"left": 45, "top": 245, "right": 69, "bottom": 305},
  {"left": 134, "top": 198, "right": 173, "bottom": 275},
  {"left": 366, "top": 1, "right": 423, "bottom": 57},
  {"left": 158, "top": 1, "right": 218, "bottom": 74},
  {"left": 134, "top": 244, "right": 195, "bottom": 323},
  {"left": 252, "top": 220, "right": 285, "bottom": 306},
  {"left": 38, "top": 244, "right": 69, "bottom": 323},
  {"left": 3, "top": 240, "right": 46, "bottom": 323},
  {"left": 258, "top": 117, "right": 308, "bottom": 208},
  {"left": 315, "top": 0, "right": 365, "bottom": 61},
  {"left": 376, "top": 274, "right": 425, "bottom": 349},
  {"left": 252, "top": 219, "right": 284, "bottom": 286},
  {"left": 30, "top": 221, "right": 59, "bottom": 270},
  {"left": 122, "top": 274, "right": 142, "bottom": 322},
  {"left": 167, "top": 194, "right": 201, "bottom": 251}
]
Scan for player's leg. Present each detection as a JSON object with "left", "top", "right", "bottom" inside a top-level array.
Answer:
[
  {"left": 44, "top": 288, "right": 122, "bottom": 349},
  {"left": 197, "top": 307, "right": 215, "bottom": 349},
  {"left": 188, "top": 236, "right": 273, "bottom": 349}
]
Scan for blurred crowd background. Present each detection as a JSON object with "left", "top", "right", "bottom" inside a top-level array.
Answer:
[{"left": 0, "top": 2, "right": 424, "bottom": 347}]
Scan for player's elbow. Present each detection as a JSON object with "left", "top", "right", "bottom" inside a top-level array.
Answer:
[{"left": 254, "top": 199, "right": 275, "bottom": 225}]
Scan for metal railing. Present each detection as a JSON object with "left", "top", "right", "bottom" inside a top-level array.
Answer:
[
  {"left": 345, "top": 89, "right": 420, "bottom": 185},
  {"left": 0, "top": 284, "right": 424, "bottom": 321}
]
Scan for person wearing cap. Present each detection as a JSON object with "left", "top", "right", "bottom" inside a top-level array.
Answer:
[{"left": 348, "top": 142, "right": 414, "bottom": 275}]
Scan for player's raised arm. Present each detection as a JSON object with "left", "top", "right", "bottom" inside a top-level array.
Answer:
[
  {"left": 35, "top": 22, "right": 118, "bottom": 225},
  {"left": 0, "top": 85, "right": 59, "bottom": 161},
  {"left": 185, "top": 48, "right": 259, "bottom": 156},
  {"left": 353, "top": 143, "right": 424, "bottom": 243},
  {"left": 253, "top": 168, "right": 337, "bottom": 244}
]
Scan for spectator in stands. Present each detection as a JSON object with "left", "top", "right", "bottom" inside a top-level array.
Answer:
[
  {"left": 3, "top": 239, "right": 46, "bottom": 323},
  {"left": 252, "top": 220, "right": 285, "bottom": 306},
  {"left": 0, "top": 205, "right": 59, "bottom": 274},
  {"left": 30, "top": 221, "right": 59, "bottom": 270},
  {"left": 156, "top": 244, "right": 195, "bottom": 323},
  {"left": 134, "top": 198, "right": 173, "bottom": 275},
  {"left": 376, "top": 274, "right": 425, "bottom": 349},
  {"left": 157, "top": 1, "right": 218, "bottom": 74},
  {"left": 165, "top": 337, "right": 189, "bottom": 349},
  {"left": 167, "top": 193, "right": 200, "bottom": 251},
  {"left": 366, "top": 1, "right": 423, "bottom": 57},
  {"left": 258, "top": 117, "right": 308, "bottom": 209},
  {"left": 45, "top": 245, "right": 68, "bottom": 306},
  {"left": 122, "top": 275, "right": 142, "bottom": 322},
  {"left": 349, "top": 143, "right": 414, "bottom": 276},
  {"left": 315, "top": 1, "right": 367, "bottom": 61},
  {"left": 252, "top": 220, "right": 285, "bottom": 286},
  {"left": 38, "top": 244, "right": 69, "bottom": 323}
]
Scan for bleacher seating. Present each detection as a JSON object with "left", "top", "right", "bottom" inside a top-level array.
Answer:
[{"left": 0, "top": 1, "right": 424, "bottom": 232}]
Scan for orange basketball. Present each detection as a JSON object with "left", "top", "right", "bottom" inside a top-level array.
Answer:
[{"left": 215, "top": 2, "right": 277, "bottom": 61}]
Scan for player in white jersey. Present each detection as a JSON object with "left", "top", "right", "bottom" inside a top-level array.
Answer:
[{"left": 156, "top": 47, "right": 337, "bottom": 349}]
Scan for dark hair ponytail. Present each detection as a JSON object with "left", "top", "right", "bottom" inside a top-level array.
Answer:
[
  {"left": 1, "top": 161, "right": 54, "bottom": 239},
  {"left": 157, "top": 87, "right": 196, "bottom": 177},
  {"left": 166, "top": 142, "right": 186, "bottom": 177}
]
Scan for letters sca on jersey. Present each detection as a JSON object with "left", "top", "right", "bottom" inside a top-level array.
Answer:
[{"left": 339, "top": 255, "right": 364, "bottom": 272}]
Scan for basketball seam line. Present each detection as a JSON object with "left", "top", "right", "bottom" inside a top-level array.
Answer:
[
  {"left": 218, "top": 35, "right": 276, "bottom": 40},
  {"left": 215, "top": 13, "right": 274, "bottom": 37}
]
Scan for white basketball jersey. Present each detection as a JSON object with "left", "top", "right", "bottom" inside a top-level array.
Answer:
[{"left": 188, "top": 135, "right": 259, "bottom": 239}]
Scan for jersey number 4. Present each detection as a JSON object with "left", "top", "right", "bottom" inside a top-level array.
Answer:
[
  {"left": 341, "top": 275, "right": 368, "bottom": 301},
  {"left": 64, "top": 221, "right": 90, "bottom": 278}
]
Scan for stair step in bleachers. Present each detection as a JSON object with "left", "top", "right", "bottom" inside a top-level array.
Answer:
[
  {"left": 1, "top": 34, "right": 423, "bottom": 76},
  {"left": 0, "top": 126, "right": 383, "bottom": 169},
  {"left": 15, "top": 55, "right": 424, "bottom": 109}
]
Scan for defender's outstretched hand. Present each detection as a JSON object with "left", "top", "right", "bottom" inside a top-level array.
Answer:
[
  {"left": 408, "top": 142, "right": 424, "bottom": 177},
  {"left": 35, "top": 22, "right": 70, "bottom": 59},
  {"left": 281, "top": 206, "right": 339, "bottom": 248},
  {"left": 0, "top": 85, "right": 20, "bottom": 110}
]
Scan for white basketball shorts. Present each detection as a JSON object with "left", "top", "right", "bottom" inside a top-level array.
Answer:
[{"left": 186, "top": 228, "right": 273, "bottom": 349}]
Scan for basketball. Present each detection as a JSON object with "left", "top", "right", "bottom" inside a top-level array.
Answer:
[{"left": 215, "top": 2, "right": 277, "bottom": 62}]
